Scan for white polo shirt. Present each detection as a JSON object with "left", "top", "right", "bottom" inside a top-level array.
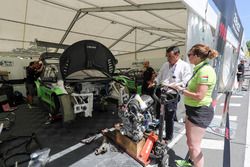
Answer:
[{"left": 155, "top": 59, "right": 192, "bottom": 87}]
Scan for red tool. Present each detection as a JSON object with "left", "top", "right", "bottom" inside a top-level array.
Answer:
[{"left": 138, "top": 132, "right": 158, "bottom": 165}]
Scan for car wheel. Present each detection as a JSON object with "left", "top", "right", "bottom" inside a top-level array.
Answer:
[
  {"left": 38, "top": 97, "right": 46, "bottom": 111},
  {"left": 58, "top": 95, "right": 75, "bottom": 123},
  {"left": 50, "top": 95, "right": 60, "bottom": 115}
]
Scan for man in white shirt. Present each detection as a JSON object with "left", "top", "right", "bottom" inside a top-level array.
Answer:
[{"left": 155, "top": 46, "right": 191, "bottom": 141}]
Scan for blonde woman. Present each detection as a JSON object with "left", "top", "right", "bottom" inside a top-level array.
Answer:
[{"left": 174, "top": 44, "right": 218, "bottom": 167}]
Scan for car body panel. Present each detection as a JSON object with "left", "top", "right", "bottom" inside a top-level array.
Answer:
[
  {"left": 60, "top": 40, "right": 117, "bottom": 80},
  {"left": 114, "top": 75, "right": 142, "bottom": 94},
  {"left": 35, "top": 80, "right": 65, "bottom": 107}
]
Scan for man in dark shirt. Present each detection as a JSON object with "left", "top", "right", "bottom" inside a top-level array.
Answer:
[
  {"left": 141, "top": 60, "right": 155, "bottom": 96},
  {"left": 237, "top": 60, "right": 245, "bottom": 91},
  {"left": 26, "top": 61, "right": 43, "bottom": 105}
]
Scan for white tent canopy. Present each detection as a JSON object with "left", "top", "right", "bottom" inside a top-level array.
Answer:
[{"left": 0, "top": 0, "right": 188, "bottom": 57}]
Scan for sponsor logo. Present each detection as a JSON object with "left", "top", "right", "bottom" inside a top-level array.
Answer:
[
  {"left": 86, "top": 45, "right": 96, "bottom": 49},
  {"left": 219, "top": 22, "right": 227, "bottom": 42},
  {"left": 232, "top": 12, "right": 241, "bottom": 38}
]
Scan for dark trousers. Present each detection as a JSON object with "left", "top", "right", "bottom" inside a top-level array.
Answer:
[{"left": 164, "top": 102, "right": 177, "bottom": 140}]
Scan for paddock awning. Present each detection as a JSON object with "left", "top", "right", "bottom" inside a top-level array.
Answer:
[{"left": 0, "top": 0, "right": 188, "bottom": 57}]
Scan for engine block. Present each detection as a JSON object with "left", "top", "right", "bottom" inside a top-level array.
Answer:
[{"left": 118, "top": 94, "right": 154, "bottom": 142}]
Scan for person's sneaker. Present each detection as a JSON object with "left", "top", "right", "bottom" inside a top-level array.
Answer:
[
  {"left": 28, "top": 104, "right": 39, "bottom": 109},
  {"left": 242, "top": 87, "right": 247, "bottom": 91},
  {"left": 175, "top": 160, "right": 193, "bottom": 167},
  {"left": 188, "top": 159, "right": 194, "bottom": 165},
  {"left": 28, "top": 104, "right": 33, "bottom": 109}
]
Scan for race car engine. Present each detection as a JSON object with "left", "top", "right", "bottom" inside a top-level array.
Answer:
[{"left": 118, "top": 94, "right": 155, "bottom": 142}]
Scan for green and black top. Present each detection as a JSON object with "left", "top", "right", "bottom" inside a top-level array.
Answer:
[{"left": 184, "top": 60, "right": 216, "bottom": 107}]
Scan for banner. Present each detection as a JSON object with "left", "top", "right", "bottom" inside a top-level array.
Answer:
[
  {"left": 213, "top": 0, "right": 243, "bottom": 40},
  {"left": 212, "top": 0, "right": 244, "bottom": 92}
]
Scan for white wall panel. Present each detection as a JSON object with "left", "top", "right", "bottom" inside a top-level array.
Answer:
[
  {"left": 0, "top": 21, "right": 24, "bottom": 41},
  {"left": 80, "top": 0, "right": 128, "bottom": 7},
  {"left": 183, "top": 0, "right": 218, "bottom": 28},
  {"left": 116, "top": 46, "right": 186, "bottom": 71},
  {"left": 64, "top": 32, "right": 115, "bottom": 48},
  {"left": 0, "top": 41, "right": 23, "bottom": 52},
  {"left": 24, "top": 25, "right": 64, "bottom": 43},
  {"left": 27, "top": 0, "right": 75, "bottom": 29},
  {"left": 116, "top": 48, "right": 166, "bottom": 71},
  {"left": 0, "top": 0, "right": 27, "bottom": 21},
  {"left": 132, "top": 0, "right": 179, "bottom": 4},
  {"left": 0, "top": 56, "right": 32, "bottom": 79}
]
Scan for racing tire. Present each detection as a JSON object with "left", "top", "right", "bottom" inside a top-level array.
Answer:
[{"left": 50, "top": 95, "right": 60, "bottom": 115}]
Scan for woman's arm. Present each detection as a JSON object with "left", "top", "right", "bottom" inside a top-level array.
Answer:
[{"left": 182, "top": 84, "right": 208, "bottom": 101}]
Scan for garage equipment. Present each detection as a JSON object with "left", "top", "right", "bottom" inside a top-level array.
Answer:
[
  {"left": 0, "top": 112, "right": 16, "bottom": 130},
  {"left": 102, "top": 85, "right": 179, "bottom": 167}
]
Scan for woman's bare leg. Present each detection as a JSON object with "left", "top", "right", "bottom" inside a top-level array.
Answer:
[{"left": 185, "top": 119, "right": 206, "bottom": 167}]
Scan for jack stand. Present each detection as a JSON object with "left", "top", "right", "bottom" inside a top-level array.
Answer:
[{"left": 138, "top": 132, "right": 158, "bottom": 165}]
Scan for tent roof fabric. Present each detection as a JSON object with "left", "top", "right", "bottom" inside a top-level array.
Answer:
[{"left": 0, "top": 0, "right": 187, "bottom": 57}]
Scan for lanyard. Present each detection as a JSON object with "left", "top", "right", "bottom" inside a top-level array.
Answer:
[
  {"left": 185, "top": 62, "right": 208, "bottom": 87},
  {"left": 169, "top": 63, "right": 177, "bottom": 82}
]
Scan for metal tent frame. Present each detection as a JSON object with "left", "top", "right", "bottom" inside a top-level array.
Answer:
[{"left": 0, "top": 0, "right": 188, "bottom": 57}]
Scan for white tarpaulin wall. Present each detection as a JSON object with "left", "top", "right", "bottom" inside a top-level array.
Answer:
[
  {"left": 0, "top": 0, "right": 188, "bottom": 58},
  {"left": 186, "top": 11, "right": 216, "bottom": 55},
  {"left": 219, "top": 28, "right": 240, "bottom": 91}
]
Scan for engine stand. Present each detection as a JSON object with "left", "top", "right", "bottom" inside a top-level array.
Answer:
[{"left": 104, "top": 129, "right": 156, "bottom": 166}]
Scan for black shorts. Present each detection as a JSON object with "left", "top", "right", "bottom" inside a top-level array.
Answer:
[
  {"left": 237, "top": 74, "right": 244, "bottom": 82},
  {"left": 26, "top": 83, "right": 36, "bottom": 96},
  {"left": 185, "top": 104, "right": 214, "bottom": 128}
]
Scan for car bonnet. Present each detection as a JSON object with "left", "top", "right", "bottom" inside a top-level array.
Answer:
[{"left": 60, "top": 40, "right": 117, "bottom": 80}]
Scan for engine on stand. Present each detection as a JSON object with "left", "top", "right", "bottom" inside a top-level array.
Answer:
[
  {"left": 116, "top": 86, "right": 179, "bottom": 167},
  {"left": 118, "top": 94, "right": 155, "bottom": 142}
]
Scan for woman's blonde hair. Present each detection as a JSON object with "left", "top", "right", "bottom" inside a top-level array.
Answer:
[{"left": 190, "top": 44, "right": 219, "bottom": 60}]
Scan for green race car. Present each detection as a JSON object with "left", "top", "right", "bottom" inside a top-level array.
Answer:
[
  {"left": 114, "top": 68, "right": 143, "bottom": 95},
  {"left": 114, "top": 75, "right": 142, "bottom": 95},
  {"left": 35, "top": 53, "right": 65, "bottom": 115}
]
